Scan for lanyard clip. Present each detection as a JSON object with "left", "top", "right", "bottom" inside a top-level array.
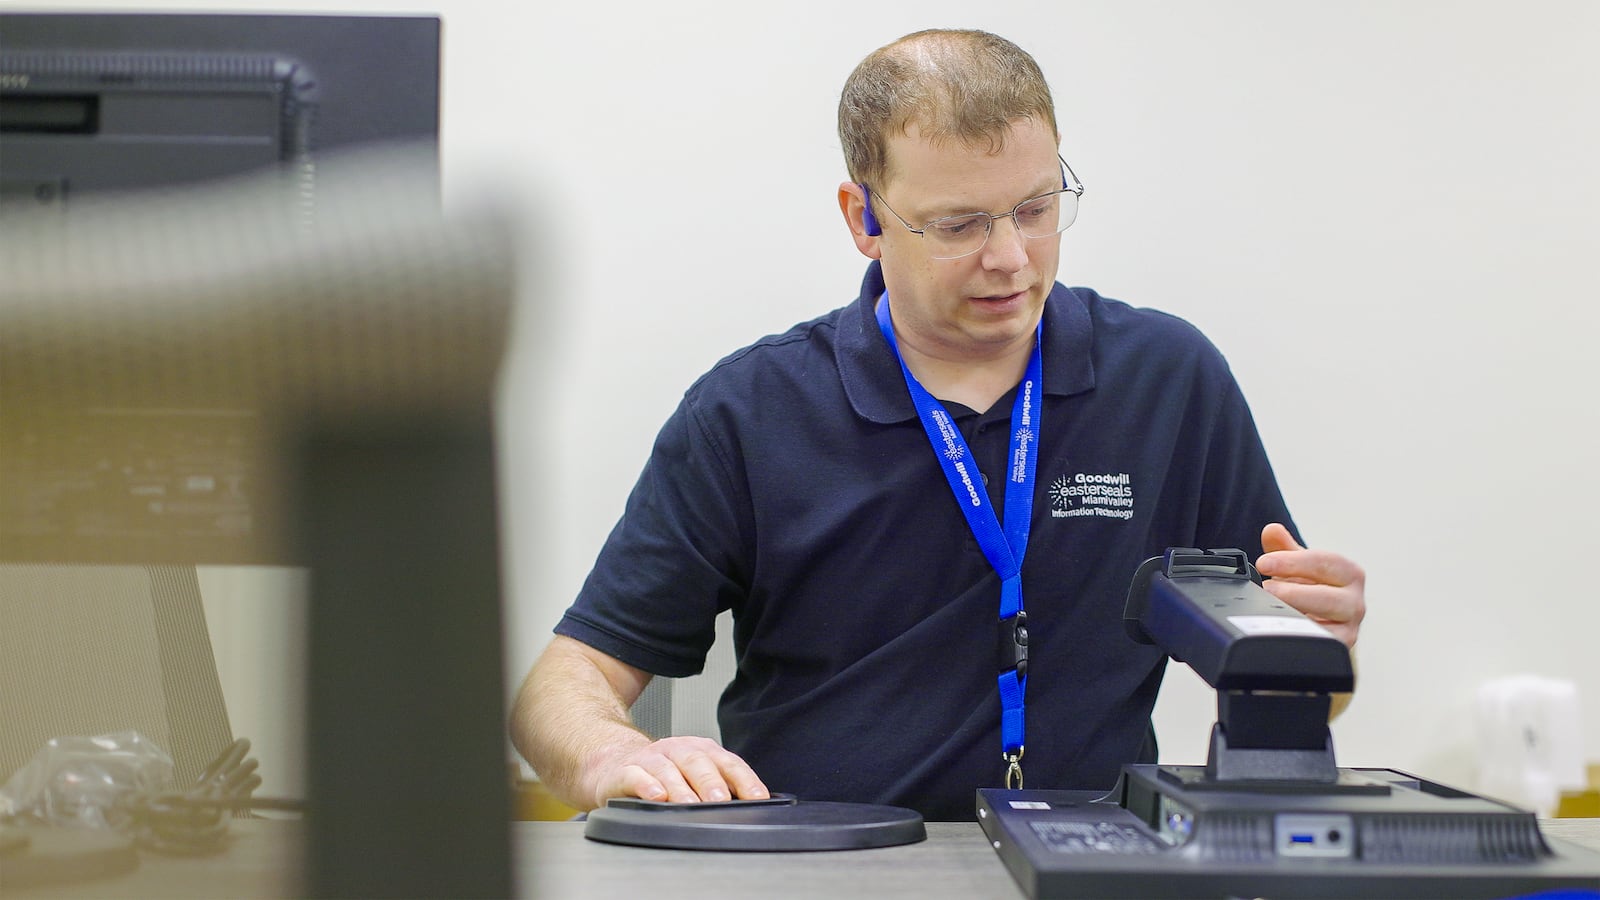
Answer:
[
  {"left": 998, "top": 610, "right": 1029, "bottom": 678},
  {"left": 1004, "top": 748, "right": 1025, "bottom": 790}
]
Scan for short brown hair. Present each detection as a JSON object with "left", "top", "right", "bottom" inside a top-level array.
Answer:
[{"left": 838, "top": 29, "right": 1058, "bottom": 187}]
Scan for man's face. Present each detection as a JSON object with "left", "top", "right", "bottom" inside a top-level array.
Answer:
[{"left": 870, "top": 116, "right": 1063, "bottom": 365}]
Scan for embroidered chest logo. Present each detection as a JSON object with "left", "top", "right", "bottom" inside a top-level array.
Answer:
[{"left": 1049, "top": 471, "right": 1135, "bottom": 520}]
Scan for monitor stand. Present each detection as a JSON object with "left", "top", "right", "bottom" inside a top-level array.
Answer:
[{"left": 978, "top": 764, "right": 1600, "bottom": 899}]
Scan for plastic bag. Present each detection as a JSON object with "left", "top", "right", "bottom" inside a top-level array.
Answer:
[{"left": 0, "top": 730, "right": 175, "bottom": 829}]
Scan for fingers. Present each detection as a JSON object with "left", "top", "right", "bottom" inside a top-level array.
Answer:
[
  {"left": 1256, "top": 523, "right": 1367, "bottom": 649},
  {"left": 1255, "top": 525, "right": 1363, "bottom": 589},
  {"left": 1257, "top": 548, "right": 1363, "bottom": 589},
  {"left": 1258, "top": 522, "right": 1302, "bottom": 555},
  {"left": 595, "top": 736, "right": 769, "bottom": 808},
  {"left": 1261, "top": 579, "right": 1364, "bottom": 647}
]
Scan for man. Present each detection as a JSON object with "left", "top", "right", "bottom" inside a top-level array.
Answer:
[{"left": 511, "top": 29, "right": 1365, "bottom": 822}]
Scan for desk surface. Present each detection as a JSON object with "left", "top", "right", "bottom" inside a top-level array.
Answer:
[
  {"left": 8, "top": 817, "right": 1600, "bottom": 898},
  {"left": 525, "top": 820, "right": 1012, "bottom": 899}
]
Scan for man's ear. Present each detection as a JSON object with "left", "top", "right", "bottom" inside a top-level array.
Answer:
[{"left": 838, "top": 183, "right": 882, "bottom": 260}]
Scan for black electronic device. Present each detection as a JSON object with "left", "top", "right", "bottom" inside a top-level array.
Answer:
[
  {"left": 1124, "top": 547, "right": 1353, "bottom": 784},
  {"left": 0, "top": 12, "right": 440, "bottom": 565},
  {"left": 584, "top": 793, "right": 926, "bottom": 852},
  {"left": 1, "top": 15, "right": 511, "bottom": 896},
  {"left": 0, "top": 11, "right": 439, "bottom": 212},
  {"left": 977, "top": 548, "right": 1600, "bottom": 898},
  {"left": 3, "top": 156, "right": 515, "bottom": 898}
]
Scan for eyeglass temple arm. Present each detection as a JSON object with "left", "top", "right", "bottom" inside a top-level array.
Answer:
[
  {"left": 1060, "top": 155, "right": 1084, "bottom": 194},
  {"left": 857, "top": 184, "right": 883, "bottom": 236}
]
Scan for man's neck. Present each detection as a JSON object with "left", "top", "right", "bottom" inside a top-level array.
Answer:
[{"left": 895, "top": 334, "right": 1034, "bottom": 414}]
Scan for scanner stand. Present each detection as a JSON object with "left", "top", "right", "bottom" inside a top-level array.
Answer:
[
  {"left": 1206, "top": 691, "right": 1337, "bottom": 785},
  {"left": 975, "top": 548, "right": 1600, "bottom": 898}
]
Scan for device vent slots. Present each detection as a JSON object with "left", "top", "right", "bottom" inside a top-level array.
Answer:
[{"left": 1360, "top": 814, "right": 1545, "bottom": 864}]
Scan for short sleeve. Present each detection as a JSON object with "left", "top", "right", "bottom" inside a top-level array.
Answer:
[{"left": 553, "top": 395, "right": 751, "bottom": 678}]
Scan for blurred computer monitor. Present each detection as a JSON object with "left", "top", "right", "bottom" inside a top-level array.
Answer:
[
  {"left": 1, "top": 12, "right": 442, "bottom": 565},
  {"left": 1, "top": 94, "right": 517, "bottom": 900},
  {"left": 0, "top": 11, "right": 439, "bottom": 210}
]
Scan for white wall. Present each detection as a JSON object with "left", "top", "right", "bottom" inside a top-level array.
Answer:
[
  {"left": 489, "top": 0, "right": 1600, "bottom": 793},
  {"left": 52, "top": 1, "right": 1599, "bottom": 800}
]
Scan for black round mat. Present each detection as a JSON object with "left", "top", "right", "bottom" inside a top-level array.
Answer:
[{"left": 583, "top": 794, "right": 926, "bottom": 851}]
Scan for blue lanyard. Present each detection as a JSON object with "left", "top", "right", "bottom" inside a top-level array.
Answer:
[{"left": 874, "top": 295, "right": 1042, "bottom": 789}]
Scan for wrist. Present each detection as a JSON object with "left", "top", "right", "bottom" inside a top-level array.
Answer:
[{"left": 579, "top": 727, "right": 652, "bottom": 809}]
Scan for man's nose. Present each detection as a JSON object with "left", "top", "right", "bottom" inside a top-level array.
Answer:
[{"left": 980, "top": 215, "right": 1029, "bottom": 270}]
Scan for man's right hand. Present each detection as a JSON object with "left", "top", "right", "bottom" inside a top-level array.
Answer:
[
  {"left": 512, "top": 635, "right": 772, "bottom": 811},
  {"left": 591, "top": 735, "right": 769, "bottom": 806}
]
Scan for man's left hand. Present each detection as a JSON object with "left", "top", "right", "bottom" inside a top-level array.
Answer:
[{"left": 1255, "top": 523, "right": 1365, "bottom": 649}]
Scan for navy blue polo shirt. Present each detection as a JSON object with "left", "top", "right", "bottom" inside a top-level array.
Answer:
[{"left": 555, "top": 261, "right": 1297, "bottom": 821}]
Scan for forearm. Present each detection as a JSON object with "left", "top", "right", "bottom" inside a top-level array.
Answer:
[
  {"left": 1328, "top": 692, "right": 1352, "bottom": 721},
  {"left": 1328, "top": 650, "right": 1358, "bottom": 722},
  {"left": 510, "top": 637, "right": 652, "bottom": 811}
]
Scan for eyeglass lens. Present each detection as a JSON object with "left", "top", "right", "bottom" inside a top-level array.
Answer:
[{"left": 924, "top": 191, "right": 1079, "bottom": 260}]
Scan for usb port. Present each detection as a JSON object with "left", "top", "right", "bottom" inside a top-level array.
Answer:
[{"left": 1275, "top": 815, "right": 1353, "bottom": 858}]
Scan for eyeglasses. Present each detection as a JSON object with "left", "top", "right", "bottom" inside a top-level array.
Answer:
[{"left": 862, "top": 156, "right": 1084, "bottom": 260}]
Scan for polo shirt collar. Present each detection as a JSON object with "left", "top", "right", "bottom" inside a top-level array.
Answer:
[{"left": 838, "top": 260, "right": 1097, "bottom": 424}]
